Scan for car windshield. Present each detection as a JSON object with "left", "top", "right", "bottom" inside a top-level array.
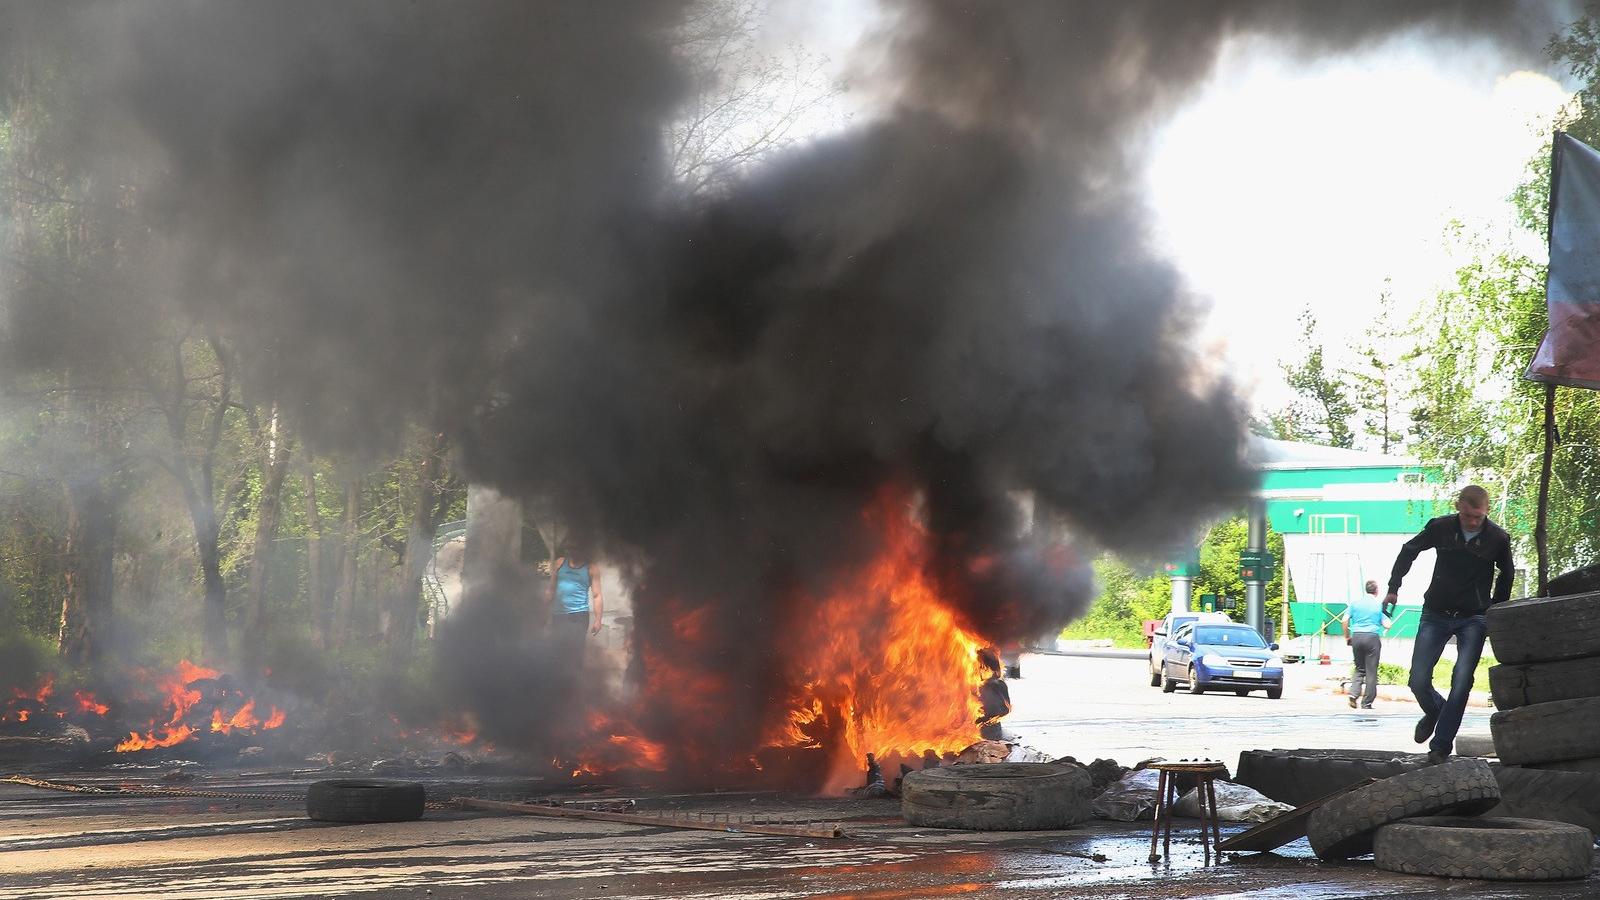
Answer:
[{"left": 1194, "top": 626, "right": 1267, "bottom": 649}]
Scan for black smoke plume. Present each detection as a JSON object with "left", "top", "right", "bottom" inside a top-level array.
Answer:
[{"left": 0, "top": 2, "right": 1553, "bottom": 769}]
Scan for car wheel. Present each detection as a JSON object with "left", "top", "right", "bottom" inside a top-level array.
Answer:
[
  {"left": 1236, "top": 689, "right": 1250, "bottom": 697},
  {"left": 1187, "top": 666, "right": 1204, "bottom": 694},
  {"left": 1150, "top": 665, "right": 1162, "bottom": 688},
  {"left": 1267, "top": 686, "right": 1283, "bottom": 700},
  {"left": 1162, "top": 672, "right": 1177, "bottom": 693}
]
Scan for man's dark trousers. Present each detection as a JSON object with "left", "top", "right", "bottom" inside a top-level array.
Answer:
[{"left": 1409, "top": 609, "right": 1488, "bottom": 755}]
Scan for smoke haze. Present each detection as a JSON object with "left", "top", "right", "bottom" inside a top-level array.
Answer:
[{"left": 0, "top": 1, "right": 1555, "bottom": 765}]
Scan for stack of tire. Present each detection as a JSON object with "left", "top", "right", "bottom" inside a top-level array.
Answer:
[
  {"left": 1306, "top": 758, "right": 1593, "bottom": 881},
  {"left": 1485, "top": 589, "right": 1600, "bottom": 835}
]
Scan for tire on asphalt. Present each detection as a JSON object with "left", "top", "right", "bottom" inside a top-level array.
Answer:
[
  {"left": 306, "top": 779, "right": 426, "bottom": 824},
  {"left": 900, "top": 762, "right": 1094, "bottom": 830},
  {"left": 1161, "top": 673, "right": 1176, "bottom": 693},
  {"left": 1546, "top": 562, "right": 1600, "bottom": 599},
  {"left": 1488, "top": 655, "right": 1600, "bottom": 710},
  {"left": 1486, "top": 592, "right": 1600, "bottom": 664},
  {"left": 1306, "top": 758, "right": 1501, "bottom": 860},
  {"left": 1266, "top": 686, "right": 1282, "bottom": 700},
  {"left": 1490, "top": 697, "right": 1600, "bottom": 766},
  {"left": 1373, "top": 816, "right": 1594, "bottom": 881},
  {"left": 1489, "top": 763, "right": 1600, "bottom": 834},
  {"left": 1149, "top": 667, "right": 1161, "bottom": 688},
  {"left": 1186, "top": 666, "right": 1203, "bottom": 695}
]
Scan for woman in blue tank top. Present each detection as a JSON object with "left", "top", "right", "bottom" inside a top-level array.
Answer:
[{"left": 548, "top": 545, "right": 603, "bottom": 659}]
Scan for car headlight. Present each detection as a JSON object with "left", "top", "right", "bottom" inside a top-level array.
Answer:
[
  {"left": 1201, "top": 653, "right": 1228, "bottom": 668},
  {"left": 1267, "top": 656, "right": 1283, "bottom": 667}
]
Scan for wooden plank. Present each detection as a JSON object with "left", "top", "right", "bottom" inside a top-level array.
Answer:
[{"left": 1216, "top": 778, "right": 1375, "bottom": 853}]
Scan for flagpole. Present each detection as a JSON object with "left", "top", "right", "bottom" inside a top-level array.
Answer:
[
  {"left": 1536, "top": 381, "right": 1556, "bottom": 595},
  {"left": 1534, "top": 132, "right": 1564, "bottom": 597}
]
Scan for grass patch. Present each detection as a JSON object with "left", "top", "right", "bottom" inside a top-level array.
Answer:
[{"left": 1372, "top": 656, "right": 1495, "bottom": 690}]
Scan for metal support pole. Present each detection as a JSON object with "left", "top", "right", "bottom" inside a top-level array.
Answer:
[
  {"left": 1171, "top": 575, "right": 1193, "bottom": 614},
  {"left": 1245, "top": 499, "right": 1267, "bottom": 637}
]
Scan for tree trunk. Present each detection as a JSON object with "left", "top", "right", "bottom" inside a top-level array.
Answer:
[
  {"left": 58, "top": 476, "right": 116, "bottom": 667},
  {"left": 388, "top": 432, "right": 448, "bottom": 649},
  {"left": 195, "top": 506, "right": 228, "bottom": 662},
  {"left": 303, "top": 460, "right": 327, "bottom": 649},
  {"left": 245, "top": 407, "right": 293, "bottom": 641},
  {"left": 333, "top": 478, "right": 361, "bottom": 648}
]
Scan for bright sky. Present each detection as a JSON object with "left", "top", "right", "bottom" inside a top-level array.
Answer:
[{"left": 1148, "top": 33, "right": 1571, "bottom": 412}]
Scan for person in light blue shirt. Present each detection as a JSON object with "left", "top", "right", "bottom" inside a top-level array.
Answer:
[
  {"left": 1342, "top": 579, "right": 1391, "bottom": 709},
  {"left": 547, "top": 544, "right": 604, "bottom": 663}
]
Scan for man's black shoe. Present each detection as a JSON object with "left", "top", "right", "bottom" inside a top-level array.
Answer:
[
  {"left": 1360, "top": 703, "right": 1374, "bottom": 710},
  {"left": 1415, "top": 713, "right": 1438, "bottom": 744},
  {"left": 1348, "top": 695, "right": 1357, "bottom": 709},
  {"left": 1427, "top": 750, "right": 1449, "bottom": 765}
]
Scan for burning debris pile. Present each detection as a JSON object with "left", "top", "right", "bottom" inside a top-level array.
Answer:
[
  {"left": 113, "top": 661, "right": 285, "bottom": 753},
  {"left": 0, "top": 2, "right": 1551, "bottom": 790}
]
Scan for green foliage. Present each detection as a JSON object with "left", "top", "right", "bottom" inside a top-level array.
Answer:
[
  {"left": 1065, "top": 516, "right": 1287, "bottom": 644},
  {"left": 1376, "top": 662, "right": 1407, "bottom": 686},
  {"left": 1280, "top": 310, "right": 1357, "bottom": 449}
]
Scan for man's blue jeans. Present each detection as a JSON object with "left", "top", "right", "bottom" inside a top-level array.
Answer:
[{"left": 1409, "top": 609, "right": 1488, "bottom": 755}]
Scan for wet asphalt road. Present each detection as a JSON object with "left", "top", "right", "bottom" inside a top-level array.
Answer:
[{"left": 0, "top": 656, "right": 1576, "bottom": 899}]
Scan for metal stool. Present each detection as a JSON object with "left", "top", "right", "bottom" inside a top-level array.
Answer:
[{"left": 1147, "top": 759, "right": 1227, "bottom": 864}]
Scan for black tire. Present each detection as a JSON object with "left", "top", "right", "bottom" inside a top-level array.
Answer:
[
  {"left": 1306, "top": 758, "right": 1501, "bottom": 860},
  {"left": 1186, "top": 666, "right": 1203, "bottom": 694},
  {"left": 306, "top": 779, "right": 426, "bottom": 824},
  {"left": 1266, "top": 686, "right": 1282, "bottom": 700},
  {"left": 1487, "top": 592, "right": 1600, "bottom": 664},
  {"left": 1373, "top": 816, "right": 1593, "bottom": 881},
  {"left": 1491, "top": 697, "right": 1600, "bottom": 765},
  {"left": 1488, "top": 655, "right": 1600, "bottom": 710},
  {"left": 1546, "top": 562, "right": 1600, "bottom": 599},
  {"left": 1236, "top": 749, "right": 1424, "bottom": 807},
  {"left": 1149, "top": 665, "right": 1161, "bottom": 688},
  {"left": 1161, "top": 673, "right": 1176, "bottom": 693},
  {"left": 1490, "top": 763, "right": 1600, "bottom": 834},
  {"left": 1235, "top": 689, "right": 1250, "bottom": 697},
  {"left": 900, "top": 762, "right": 1093, "bottom": 830}
]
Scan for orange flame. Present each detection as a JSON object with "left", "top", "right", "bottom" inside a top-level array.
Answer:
[
  {"left": 115, "top": 661, "right": 284, "bottom": 752},
  {"left": 74, "top": 691, "right": 110, "bottom": 716},
  {"left": 762, "top": 492, "right": 988, "bottom": 792},
  {"left": 115, "top": 724, "right": 196, "bottom": 752}
]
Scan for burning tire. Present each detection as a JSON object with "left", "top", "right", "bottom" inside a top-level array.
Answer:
[
  {"left": 1306, "top": 758, "right": 1500, "bottom": 860},
  {"left": 1373, "top": 816, "right": 1594, "bottom": 881},
  {"left": 1486, "top": 592, "right": 1600, "bottom": 664},
  {"left": 1490, "top": 697, "right": 1600, "bottom": 766},
  {"left": 900, "top": 762, "right": 1093, "bottom": 831},
  {"left": 306, "top": 779, "right": 426, "bottom": 824}
]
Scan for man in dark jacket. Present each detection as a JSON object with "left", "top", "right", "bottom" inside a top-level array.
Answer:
[{"left": 1385, "top": 485, "right": 1514, "bottom": 764}]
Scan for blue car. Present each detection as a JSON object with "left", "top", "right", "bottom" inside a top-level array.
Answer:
[{"left": 1161, "top": 623, "right": 1284, "bottom": 699}]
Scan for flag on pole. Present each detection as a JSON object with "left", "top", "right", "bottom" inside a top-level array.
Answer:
[{"left": 1529, "top": 132, "right": 1600, "bottom": 389}]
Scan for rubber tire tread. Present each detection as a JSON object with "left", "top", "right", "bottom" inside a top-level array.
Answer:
[
  {"left": 1487, "top": 592, "right": 1600, "bottom": 664},
  {"left": 1235, "top": 750, "right": 1416, "bottom": 807},
  {"left": 1488, "top": 763, "right": 1600, "bottom": 834},
  {"left": 1306, "top": 758, "right": 1501, "bottom": 860},
  {"left": 900, "top": 762, "right": 1094, "bottom": 830},
  {"left": 1373, "top": 816, "right": 1594, "bottom": 881},
  {"left": 1546, "top": 562, "right": 1600, "bottom": 599},
  {"left": 1488, "top": 655, "right": 1600, "bottom": 710},
  {"left": 1490, "top": 697, "right": 1600, "bottom": 766},
  {"left": 306, "top": 779, "right": 426, "bottom": 823}
]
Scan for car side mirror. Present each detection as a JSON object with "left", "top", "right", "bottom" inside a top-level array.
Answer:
[
  {"left": 1269, "top": 643, "right": 1280, "bottom": 651},
  {"left": 1155, "top": 630, "right": 1167, "bottom": 638}
]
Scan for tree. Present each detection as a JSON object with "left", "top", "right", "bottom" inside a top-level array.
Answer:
[
  {"left": 1280, "top": 309, "right": 1357, "bottom": 449},
  {"left": 1344, "top": 286, "right": 1409, "bottom": 454},
  {"left": 666, "top": 0, "right": 845, "bottom": 198}
]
